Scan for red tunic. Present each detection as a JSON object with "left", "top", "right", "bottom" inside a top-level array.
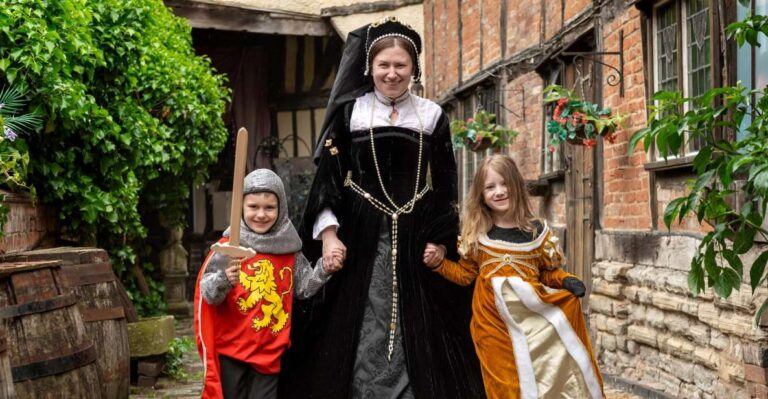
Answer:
[{"left": 194, "top": 238, "right": 296, "bottom": 399}]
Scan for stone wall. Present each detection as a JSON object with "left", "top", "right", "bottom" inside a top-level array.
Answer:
[{"left": 591, "top": 230, "right": 768, "bottom": 399}]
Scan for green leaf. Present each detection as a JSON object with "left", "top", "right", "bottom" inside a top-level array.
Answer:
[
  {"left": 715, "top": 267, "right": 741, "bottom": 298},
  {"left": 664, "top": 197, "right": 687, "bottom": 229},
  {"left": 628, "top": 128, "right": 648, "bottom": 155},
  {"left": 722, "top": 249, "right": 744, "bottom": 276},
  {"left": 750, "top": 251, "right": 768, "bottom": 293},
  {"left": 704, "top": 244, "right": 719, "bottom": 279},
  {"left": 693, "top": 146, "right": 713, "bottom": 174},
  {"left": 755, "top": 298, "right": 768, "bottom": 327},
  {"left": 688, "top": 259, "right": 705, "bottom": 296},
  {"left": 733, "top": 227, "right": 756, "bottom": 255}
]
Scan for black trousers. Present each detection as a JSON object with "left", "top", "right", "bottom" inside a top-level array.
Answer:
[{"left": 219, "top": 355, "right": 278, "bottom": 399}]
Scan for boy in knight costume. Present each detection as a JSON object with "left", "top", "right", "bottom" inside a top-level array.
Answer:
[{"left": 194, "top": 169, "right": 337, "bottom": 399}]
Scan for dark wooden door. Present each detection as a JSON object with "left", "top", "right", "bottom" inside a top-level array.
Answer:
[{"left": 562, "top": 55, "right": 597, "bottom": 311}]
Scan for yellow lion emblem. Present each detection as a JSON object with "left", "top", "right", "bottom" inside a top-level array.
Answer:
[{"left": 236, "top": 259, "right": 292, "bottom": 334}]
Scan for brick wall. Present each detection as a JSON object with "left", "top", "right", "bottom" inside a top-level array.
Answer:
[
  {"left": 0, "top": 190, "right": 57, "bottom": 255},
  {"left": 424, "top": 0, "right": 768, "bottom": 397},
  {"left": 601, "top": 6, "right": 651, "bottom": 231},
  {"left": 507, "top": 0, "right": 541, "bottom": 55},
  {"left": 460, "top": 0, "right": 481, "bottom": 79},
  {"left": 506, "top": 72, "right": 544, "bottom": 178},
  {"left": 425, "top": 0, "right": 460, "bottom": 98}
]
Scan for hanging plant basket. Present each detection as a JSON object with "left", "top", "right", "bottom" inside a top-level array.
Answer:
[
  {"left": 464, "top": 136, "right": 494, "bottom": 152},
  {"left": 450, "top": 110, "right": 518, "bottom": 152},
  {"left": 565, "top": 125, "right": 598, "bottom": 146},
  {"left": 543, "top": 85, "right": 626, "bottom": 151}
]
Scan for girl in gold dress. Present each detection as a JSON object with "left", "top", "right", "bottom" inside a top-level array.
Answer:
[{"left": 423, "top": 154, "right": 605, "bottom": 399}]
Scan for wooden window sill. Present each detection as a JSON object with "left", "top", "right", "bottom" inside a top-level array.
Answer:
[{"left": 644, "top": 155, "right": 696, "bottom": 173}]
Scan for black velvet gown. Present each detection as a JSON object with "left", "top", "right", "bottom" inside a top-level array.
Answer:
[{"left": 281, "top": 97, "right": 485, "bottom": 399}]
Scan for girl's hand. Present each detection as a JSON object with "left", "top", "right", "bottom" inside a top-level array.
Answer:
[
  {"left": 423, "top": 243, "right": 446, "bottom": 269},
  {"left": 225, "top": 261, "right": 240, "bottom": 286},
  {"left": 562, "top": 277, "right": 586, "bottom": 297},
  {"left": 322, "top": 227, "right": 346, "bottom": 272}
]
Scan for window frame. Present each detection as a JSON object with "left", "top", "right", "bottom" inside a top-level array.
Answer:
[
  {"left": 453, "top": 81, "right": 502, "bottom": 201},
  {"left": 647, "top": 0, "right": 719, "bottom": 162}
]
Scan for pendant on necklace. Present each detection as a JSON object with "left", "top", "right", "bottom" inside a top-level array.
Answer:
[{"left": 389, "top": 104, "right": 398, "bottom": 125}]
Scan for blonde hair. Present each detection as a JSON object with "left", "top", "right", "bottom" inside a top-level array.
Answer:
[{"left": 459, "top": 154, "right": 536, "bottom": 256}]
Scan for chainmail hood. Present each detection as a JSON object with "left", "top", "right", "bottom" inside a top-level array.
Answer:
[{"left": 222, "top": 168, "right": 302, "bottom": 254}]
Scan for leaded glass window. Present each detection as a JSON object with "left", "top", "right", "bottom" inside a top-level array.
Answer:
[
  {"left": 652, "top": 0, "right": 713, "bottom": 158},
  {"left": 656, "top": 3, "right": 678, "bottom": 93},
  {"left": 686, "top": 0, "right": 710, "bottom": 151}
]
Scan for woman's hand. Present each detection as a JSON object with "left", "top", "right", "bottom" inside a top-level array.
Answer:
[
  {"left": 423, "top": 243, "right": 446, "bottom": 269},
  {"left": 321, "top": 248, "right": 345, "bottom": 273},
  {"left": 322, "top": 227, "right": 346, "bottom": 273}
]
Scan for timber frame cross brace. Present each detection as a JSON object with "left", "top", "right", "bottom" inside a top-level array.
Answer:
[{"left": 561, "top": 29, "right": 625, "bottom": 98}]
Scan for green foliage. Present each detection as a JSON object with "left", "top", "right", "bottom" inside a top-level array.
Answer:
[
  {"left": 450, "top": 109, "right": 518, "bottom": 151},
  {"left": 630, "top": 12, "right": 768, "bottom": 325},
  {"left": 0, "top": 84, "right": 42, "bottom": 235},
  {"left": 544, "top": 85, "right": 626, "bottom": 150},
  {"left": 125, "top": 262, "right": 168, "bottom": 317},
  {"left": 0, "top": 0, "right": 229, "bottom": 314},
  {"left": 164, "top": 336, "right": 195, "bottom": 381}
]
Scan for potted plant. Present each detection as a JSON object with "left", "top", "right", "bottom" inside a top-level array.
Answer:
[
  {"left": 543, "top": 85, "right": 625, "bottom": 151},
  {"left": 450, "top": 109, "right": 517, "bottom": 152},
  {"left": 1, "top": 85, "right": 42, "bottom": 234}
]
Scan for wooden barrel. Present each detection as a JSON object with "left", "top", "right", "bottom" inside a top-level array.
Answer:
[
  {"left": 0, "top": 261, "right": 100, "bottom": 398},
  {"left": 2, "top": 248, "right": 132, "bottom": 399},
  {"left": 0, "top": 321, "right": 14, "bottom": 399}
]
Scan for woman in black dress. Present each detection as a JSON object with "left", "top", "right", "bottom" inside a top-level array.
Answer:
[{"left": 282, "top": 16, "right": 485, "bottom": 399}]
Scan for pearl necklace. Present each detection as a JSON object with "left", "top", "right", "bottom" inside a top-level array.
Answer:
[{"left": 343, "top": 91, "right": 429, "bottom": 361}]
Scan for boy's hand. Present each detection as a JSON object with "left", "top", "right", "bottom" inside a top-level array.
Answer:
[
  {"left": 225, "top": 261, "right": 240, "bottom": 286},
  {"left": 423, "top": 243, "right": 445, "bottom": 269}
]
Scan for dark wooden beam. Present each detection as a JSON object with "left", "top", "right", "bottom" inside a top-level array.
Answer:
[
  {"left": 458, "top": 0, "right": 463, "bottom": 84},
  {"left": 165, "top": 0, "right": 332, "bottom": 36},
  {"left": 320, "top": 0, "right": 422, "bottom": 17},
  {"left": 272, "top": 90, "right": 332, "bottom": 111},
  {"left": 479, "top": 0, "right": 484, "bottom": 70},
  {"left": 291, "top": 110, "right": 298, "bottom": 157},
  {"left": 296, "top": 36, "right": 305, "bottom": 94},
  {"left": 311, "top": 36, "right": 343, "bottom": 91},
  {"left": 500, "top": 0, "right": 507, "bottom": 59}
]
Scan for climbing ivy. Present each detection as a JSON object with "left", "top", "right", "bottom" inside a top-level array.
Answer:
[{"left": 0, "top": 0, "right": 229, "bottom": 314}]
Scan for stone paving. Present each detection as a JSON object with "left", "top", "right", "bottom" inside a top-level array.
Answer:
[{"left": 129, "top": 318, "right": 644, "bottom": 399}]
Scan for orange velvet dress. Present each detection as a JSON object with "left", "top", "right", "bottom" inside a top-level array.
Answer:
[{"left": 434, "top": 222, "right": 604, "bottom": 399}]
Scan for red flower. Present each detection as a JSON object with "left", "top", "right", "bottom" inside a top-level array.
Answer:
[
  {"left": 548, "top": 145, "right": 556, "bottom": 153},
  {"left": 604, "top": 133, "right": 617, "bottom": 144},
  {"left": 467, "top": 118, "right": 474, "bottom": 123},
  {"left": 557, "top": 98, "right": 568, "bottom": 107},
  {"left": 582, "top": 138, "right": 597, "bottom": 148}
]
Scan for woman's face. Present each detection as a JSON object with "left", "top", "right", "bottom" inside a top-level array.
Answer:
[{"left": 371, "top": 45, "right": 414, "bottom": 98}]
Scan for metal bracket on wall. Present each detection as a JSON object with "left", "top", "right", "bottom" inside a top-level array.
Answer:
[
  {"left": 481, "top": 86, "right": 526, "bottom": 122},
  {"left": 561, "top": 29, "right": 625, "bottom": 97},
  {"left": 501, "top": 86, "right": 526, "bottom": 122}
]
